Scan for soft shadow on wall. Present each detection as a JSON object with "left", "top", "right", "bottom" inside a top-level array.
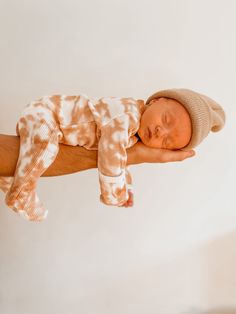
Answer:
[
  {"left": 180, "top": 230, "right": 236, "bottom": 314},
  {"left": 182, "top": 309, "right": 236, "bottom": 314}
]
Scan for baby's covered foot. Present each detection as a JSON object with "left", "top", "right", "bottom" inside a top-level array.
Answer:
[
  {"left": 5, "top": 189, "right": 48, "bottom": 221},
  {"left": 0, "top": 177, "right": 14, "bottom": 193}
]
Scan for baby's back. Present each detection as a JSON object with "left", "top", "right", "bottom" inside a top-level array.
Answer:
[{"left": 19, "top": 93, "right": 145, "bottom": 148}]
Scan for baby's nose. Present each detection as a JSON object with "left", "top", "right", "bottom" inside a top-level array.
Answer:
[{"left": 155, "top": 126, "right": 167, "bottom": 138}]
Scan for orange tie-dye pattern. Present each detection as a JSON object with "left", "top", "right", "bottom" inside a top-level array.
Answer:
[{"left": 0, "top": 93, "right": 145, "bottom": 221}]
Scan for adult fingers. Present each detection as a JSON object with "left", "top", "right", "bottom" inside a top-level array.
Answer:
[{"left": 159, "top": 149, "right": 196, "bottom": 163}]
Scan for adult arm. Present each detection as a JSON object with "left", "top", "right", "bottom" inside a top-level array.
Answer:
[{"left": 0, "top": 134, "right": 195, "bottom": 177}]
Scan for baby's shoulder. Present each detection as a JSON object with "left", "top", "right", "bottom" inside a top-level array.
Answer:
[{"left": 97, "top": 96, "right": 145, "bottom": 117}]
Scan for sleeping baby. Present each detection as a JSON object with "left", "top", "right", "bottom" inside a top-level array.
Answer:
[{"left": 0, "top": 88, "right": 225, "bottom": 221}]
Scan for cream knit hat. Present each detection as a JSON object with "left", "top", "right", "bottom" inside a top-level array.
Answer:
[{"left": 145, "top": 88, "right": 226, "bottom": 150}]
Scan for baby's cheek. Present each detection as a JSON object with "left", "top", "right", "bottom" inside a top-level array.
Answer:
[{"left": 147, "top": 139, "right": 162, "bottom": 149}]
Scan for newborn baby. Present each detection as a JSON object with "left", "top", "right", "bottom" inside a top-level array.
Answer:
[{"left": 1, "top": 88, "right": 225, "bottom": 221}]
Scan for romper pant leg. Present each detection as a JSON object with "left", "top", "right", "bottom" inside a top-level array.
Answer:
[{"left": 5, "top": 107, "right": 62, "bottom": 222}]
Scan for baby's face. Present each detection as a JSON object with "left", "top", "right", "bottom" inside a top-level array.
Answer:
[{"left": 137, "top": 97, "right": 192, "bottom": 150}]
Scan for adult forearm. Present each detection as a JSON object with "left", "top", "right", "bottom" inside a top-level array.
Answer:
[
  {"left": 0, "top": 134, "right": 98, "bottom": 176},
  {"left": 0, "top": 134, "right": 141, "bottom": 177}
]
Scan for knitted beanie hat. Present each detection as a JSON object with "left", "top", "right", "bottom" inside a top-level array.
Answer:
[{"left": 145, "top": 88, "right": 226, "bottom": 150}]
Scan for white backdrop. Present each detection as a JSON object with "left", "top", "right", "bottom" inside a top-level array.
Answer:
[{"left": 0, "top": 1, "right": 235, "bottom": 313}]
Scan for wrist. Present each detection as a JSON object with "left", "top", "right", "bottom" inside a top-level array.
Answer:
[{"left": 127, "top": 142, "right": 143, "bottom": 166}]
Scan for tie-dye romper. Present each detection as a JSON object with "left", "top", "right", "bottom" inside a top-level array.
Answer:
[{"left": 0, "top": 93, "right": 145, "bottom": 221}]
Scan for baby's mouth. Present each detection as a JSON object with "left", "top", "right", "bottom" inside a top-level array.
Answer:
[
  {"left": 144, "top": 127, "right": 151, "bottom": 141},
  {"left": 147, "top": 127, "right": 152, "bottom": 139}
]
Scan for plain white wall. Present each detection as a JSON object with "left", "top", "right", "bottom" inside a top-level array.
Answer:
[{"left": 0, "top": 0, "right": 235, "bottom": 313}]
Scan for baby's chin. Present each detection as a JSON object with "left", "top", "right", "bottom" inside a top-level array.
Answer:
[
  {"left": 144, "top": 142, "right": 163, "bottom": 149},
  {"left": 138, "top": 136, "right": 163, "bottom": 149},
  {"left": 137, "top": 129, "right": 160, "bottom": 148}
]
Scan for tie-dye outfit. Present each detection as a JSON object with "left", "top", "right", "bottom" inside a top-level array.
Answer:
[{"left": 0, "top": 94, "right": 145, "bottom": 221}]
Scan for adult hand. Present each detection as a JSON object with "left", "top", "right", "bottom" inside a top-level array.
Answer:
[{"left": 127, "top": 141, "right": 195, "bottom": 165}]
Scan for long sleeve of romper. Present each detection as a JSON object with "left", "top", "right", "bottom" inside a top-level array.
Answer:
[{"left": 98, "top": 114, "right": 132, "bottom": 206}]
